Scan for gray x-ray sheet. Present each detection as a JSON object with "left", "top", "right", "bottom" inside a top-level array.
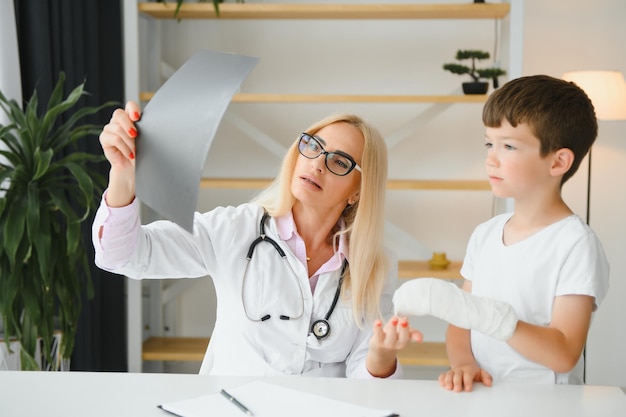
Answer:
[{"left": 135, "top": 50, "right": 258, "bottom": 233}]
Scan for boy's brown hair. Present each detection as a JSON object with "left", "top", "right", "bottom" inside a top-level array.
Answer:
[{"left": 483, "top": 74, "right": 598, "bottom": 184}]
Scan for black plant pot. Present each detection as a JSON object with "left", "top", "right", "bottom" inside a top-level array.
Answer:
[{"left": 462, "top": 82, "right": 489, "bottom": 95}]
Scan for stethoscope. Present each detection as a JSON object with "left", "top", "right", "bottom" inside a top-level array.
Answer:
[{"left": 241, "top": 212, "right": 346, "bottom": 340}]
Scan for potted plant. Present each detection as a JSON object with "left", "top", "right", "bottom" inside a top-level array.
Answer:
[
  {"left": 443, "top": 49, "right": 506, "bottom": 94},
  {"left": 0, "top": 72, "right": 115, "bottom": 370}
]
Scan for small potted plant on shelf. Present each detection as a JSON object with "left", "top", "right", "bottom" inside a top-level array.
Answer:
[
  {"left": 0, "top": 72, "right": 115, "bottom": 370},
  {"left": 443, "top": 49, "right": 506, "bottom": 95}
]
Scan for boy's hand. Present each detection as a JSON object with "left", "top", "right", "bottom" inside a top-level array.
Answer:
[{"left": 439, "top": 363, "right": 493, "bottom": 392}]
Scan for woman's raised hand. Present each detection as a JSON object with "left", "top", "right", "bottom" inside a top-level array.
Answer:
[{"left": 98, "top": 101, "right": 142, "bottom": 207}]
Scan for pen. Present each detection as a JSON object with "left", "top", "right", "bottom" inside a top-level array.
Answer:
[{"left": 220, "top": 389, "right": 254, "bottom": 416}]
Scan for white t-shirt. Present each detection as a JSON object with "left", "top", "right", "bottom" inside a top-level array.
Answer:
[{"left": 461, "top": 213, "right": 609, "bottom": 384}]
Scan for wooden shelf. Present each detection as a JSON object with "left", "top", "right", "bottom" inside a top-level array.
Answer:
[
  {"left": 398, "top": 260, "right": 463, "bottom": 280},
  {"left": 143, "top": 337, "right": 208, "bottom": 362},
  {"left": 200, "top": 177, "right": 270, "bottom": 190},
  {"left": 142, "top": 337, "right": 448, "bottom": 367},
  {"left": 139, "top": 3, "right": 510, "bottom": 20},
  {"left": 200, "top": 178, "right": 491, "bottom": 191},
  {"left": 398, "top": 342, "right": 449, "bottom": 367},
  {"left": 139, "top": 91, "right": 488, "bottom": 103},
  {"left": 387, "top": 179, "right": 490, "bottom": 191}
]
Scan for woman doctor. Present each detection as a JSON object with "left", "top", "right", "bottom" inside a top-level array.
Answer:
[{"left": 93, "top": 101, "right": 421, "bottom": 378}]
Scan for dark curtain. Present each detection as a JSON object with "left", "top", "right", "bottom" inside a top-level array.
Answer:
[{"left": 13, "top": 0, "right": 127, "bottom": 371}]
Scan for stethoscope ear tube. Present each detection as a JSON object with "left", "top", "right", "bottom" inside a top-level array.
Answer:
[
  {"left": 246, "top": 234, "right": 286, "bottom": 259},
  {"left": 242, "top": 212, "right": 305, "bottom": 323}
]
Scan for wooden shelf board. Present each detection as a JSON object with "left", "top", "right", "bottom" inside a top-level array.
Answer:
[
  {"left": 199, "top": 178, "right": 490, "bottom": 191},
  {"left": 387, "top": 179, "right": 490, "bottom": 191},
  {"left": 398, "top": 342, "right": 449, "bottom": 367},
  {"left": 139, "top": 3, "right": 509, "bottom": 20},
  {"left": 142, "top": 337, "right": 448, "bottom": 367},
  {"left": 139, "top": 91, "right": 488, "bottom": 103},
  {"left": 200, "top": 177, "right": 270, "bottom": 189},
  {"left": 232, "top": 94, "right": 489, "bottom": 103},
  {"left": 398, "top": 260, "right": 463, "bottom": 280},
  {"left": 142, "top": 337, "right": 208, "bottom": 362}
]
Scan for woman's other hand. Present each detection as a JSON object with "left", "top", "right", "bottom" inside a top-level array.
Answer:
[{"left": 365, "top": 315, "right": 423, "bottom": 377}]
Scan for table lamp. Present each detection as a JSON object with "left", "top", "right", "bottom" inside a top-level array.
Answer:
[{"left": 562, "top": 70, "right": 626, "bottom": 223}]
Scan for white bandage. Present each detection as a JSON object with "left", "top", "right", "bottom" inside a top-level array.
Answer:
[{"left": 393, "top": 278, "right": 518, "bottom": 341}]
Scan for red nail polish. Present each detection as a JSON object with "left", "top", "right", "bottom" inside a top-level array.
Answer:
[
  {"left": 401, "top": 321, "right": 408, "bottom": 328},
  {"left": 128, "top": 127, "right": 137, "bottom": 138},
  {"left": 391, "top": 318, "right": 398, "bottom": 326},
  {"left": 129, "top": 152, "right": 135, "bottom": 160},
  {"left": 132, "top": 112, "right": 140, "bottom": 120}
]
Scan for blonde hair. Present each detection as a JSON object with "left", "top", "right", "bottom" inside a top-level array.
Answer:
[{"left": 252, "top": 114, "right": 389, "bottom": 323}]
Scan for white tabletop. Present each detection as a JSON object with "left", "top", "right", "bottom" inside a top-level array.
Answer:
[{"left": 2, "top": 371, "right": 626, "bottom": 417}]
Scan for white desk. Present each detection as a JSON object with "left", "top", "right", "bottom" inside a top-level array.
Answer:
[{"left": 2, "top": 371, "right": 625, "bottom": 417}]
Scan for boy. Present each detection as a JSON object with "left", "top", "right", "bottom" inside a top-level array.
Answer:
[{"left": 393, "top": 75, "right": 610, "bottom": 391}]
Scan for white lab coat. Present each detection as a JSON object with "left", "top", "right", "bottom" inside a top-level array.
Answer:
[{"left": 94, "top": 202, "right": 398, "bottom": 377}]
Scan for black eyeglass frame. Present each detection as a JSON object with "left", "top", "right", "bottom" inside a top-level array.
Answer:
[{"left": 297, "top": 133, "right": 363, "bottom": 176}]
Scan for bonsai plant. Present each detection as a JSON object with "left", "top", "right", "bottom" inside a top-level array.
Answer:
[
  {"left": 443, "top": 49, "right": 506, "bottom": 94},
  {"left": 0, "top": 72, "right": 115, "bottom": 370}
]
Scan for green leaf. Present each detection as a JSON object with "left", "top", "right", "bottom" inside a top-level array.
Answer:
[
  {"left": 19, "top": 349, "right": 40, "bottom": 371},
  {"left": 48, "top": 187, "right": 79, "bottom": 222},
  {"left": 0, "top": 166, "right": 13, "bottom": 188},
  {"left": 41, "top": 79, "right": 84, "bottom": 137},
  {"left": 32, "top": 147, "right": 53, "bottom": 180},
  {"left": 49, "top": 101, "right": 118, "bottom": 151},
  {"left": 2, "top": 196, "right": 26, "bottom": 267},
  {"left": 23, "top": 90, "right": 40, "bottom": 152},
  {"left": 25, "top": 181, "right": 41, "bottom": 245},
  {"left": 46, "top": 71, "right": 66, "bottom": 110},
  {"left": 0, "top": 127, "right": 27, "bottom": 162},
  {"left": 65, "top": 218, "right": 81, "bottom": 255},
  {"left": 65, "top": 161, "right": 94, "bottom": 221},
  {"left": 455, "top": 49, "right": 490, "bottom": 60},
  {"left": 0, "top": 149, "right": 22, "bottom": 168},
  {"left": 32, "top": 209, "right": 52, "bottom": 288},
  {"left": 20, "top": 305, "right": 41, "bottom": 370}
]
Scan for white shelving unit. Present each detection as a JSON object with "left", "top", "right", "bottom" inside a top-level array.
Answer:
[{"left": 121, "top": 0, "right": 524, "bottom": 373}]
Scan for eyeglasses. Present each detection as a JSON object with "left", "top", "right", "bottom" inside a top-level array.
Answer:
[{"left": 297, "top": 133, "right": 362, "bottom": 176}]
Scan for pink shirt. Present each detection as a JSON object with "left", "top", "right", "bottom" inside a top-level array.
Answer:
[{"left": 274, "top": 210, "right": 347, "bottom": 294}]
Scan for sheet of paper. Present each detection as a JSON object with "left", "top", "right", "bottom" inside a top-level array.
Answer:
[
  {"left": 135, "top": 50, "right": 258, "bottom": 232},
  {"left": 158, "top": 380, "right": 398, "bottom": 417}
]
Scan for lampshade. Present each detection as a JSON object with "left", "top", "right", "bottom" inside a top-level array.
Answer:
[{"left": 562, "top": 70, "right": 626, "bottom": 121}]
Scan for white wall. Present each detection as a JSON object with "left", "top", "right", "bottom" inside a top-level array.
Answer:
[
  {"left": 151, "top": 0, "right": 626, "bottom": 386},
  {"left": 523, "top": 0, "right": 626, "bottom": 388}
]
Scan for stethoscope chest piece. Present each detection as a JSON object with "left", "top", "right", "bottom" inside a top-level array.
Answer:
[
  {"left": 311, "top": 319, "right": 331, "bottom": 340},
  {"left": 309, "top": 261, "right": 347, "bottom": 341}
]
